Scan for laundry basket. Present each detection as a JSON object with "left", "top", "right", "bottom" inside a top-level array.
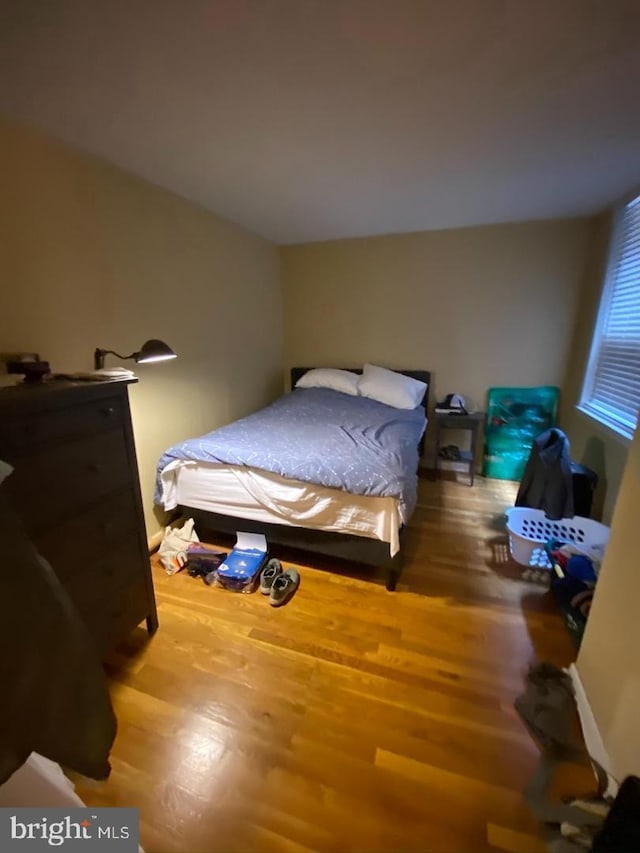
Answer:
[{"left": 505, "top": 507, "right": 610, "bottom": 570}]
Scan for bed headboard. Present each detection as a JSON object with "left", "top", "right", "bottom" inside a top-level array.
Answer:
[{"left": 290, "top": 367, "right": 431, "bottom": 415}]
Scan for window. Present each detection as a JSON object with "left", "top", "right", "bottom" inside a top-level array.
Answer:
[{"left": 580, "top": 194, "right": 640, "bottom": 440}]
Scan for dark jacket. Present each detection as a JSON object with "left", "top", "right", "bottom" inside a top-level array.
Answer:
[
  {"left": 0, "top": 467, "right": 116, "bottom": 785},
  {"left": 515, "top": 428, "right": 574, "bottom": 520}
]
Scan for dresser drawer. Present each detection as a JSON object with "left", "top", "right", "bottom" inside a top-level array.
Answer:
[
  {"left": 36, "top": 489, "right": 141, "bottom": 583},
  {"left": 91, "top": 578, "right": 150, "bottom": 655},
  {"left": 63, "top": 533, "right": 146, "bottom": 615},
  {"left": 6, "top": 429, "right": 134, "bottom": 535},
  {"left": 0, "top": 395, "right": 125, "bottom": 455}
]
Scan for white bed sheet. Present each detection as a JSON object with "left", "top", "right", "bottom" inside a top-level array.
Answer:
[{"left": 160, "top": 461, "right": 403, "bottom": 556}]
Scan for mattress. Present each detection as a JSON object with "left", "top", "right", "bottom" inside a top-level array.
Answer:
[
  {"left": 160, "top": 460, "right": 403, "bottom": 556},
  {"left": 155, "top": 387, "right": 426, "bottom": 519}
]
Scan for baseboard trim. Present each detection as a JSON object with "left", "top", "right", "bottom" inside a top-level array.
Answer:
[
  {"left": 147, "top": 514, "right": 185, "bottom": 554},
  {"left": 147, "top": 528, "right": 164, "bottom": 554},
  {"left": 568, "top": 663, "right": 617, "bottom": 796}
]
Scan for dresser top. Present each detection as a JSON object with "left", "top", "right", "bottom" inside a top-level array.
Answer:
[{"left": 0, "top": 377, "right": 137, "bottom": 411}]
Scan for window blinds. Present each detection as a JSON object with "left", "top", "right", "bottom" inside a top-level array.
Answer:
[{"left": 581, "top": 195, "right": 640, "bottom": 438}]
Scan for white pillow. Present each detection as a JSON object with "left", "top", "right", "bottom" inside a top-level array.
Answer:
[
  {"left": 358, "top": 364, "right": 427, "bottom": 409},
  {"left": 295, "top": 368, "right": 360, "bottom": 397}
]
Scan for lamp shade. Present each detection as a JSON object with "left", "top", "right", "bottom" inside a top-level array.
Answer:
[{"left": 135, "top": 339, "right": 177, "bottom": 364}]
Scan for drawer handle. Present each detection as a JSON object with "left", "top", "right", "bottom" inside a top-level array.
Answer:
[{"left": 100, "top": 406, "right": 116, "bottom": 417}]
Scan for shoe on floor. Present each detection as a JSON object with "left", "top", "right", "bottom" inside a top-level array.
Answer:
[
  {"left": 439, "top": 444, "right": 461, "bottom": 461},
  {"left": 259, "top": 558, "right": 283, "bottom": 594},
  {"left": 269, "top": 568, "right": 300, "bottom": 607}
]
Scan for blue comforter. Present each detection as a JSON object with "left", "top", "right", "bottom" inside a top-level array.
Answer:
[{"left": 156, "top": 388, "right": 426, "bottom": 515}]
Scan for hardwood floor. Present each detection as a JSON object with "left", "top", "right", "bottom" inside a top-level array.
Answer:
[{"left": 76, "top": 474, "right": 592, "bottom": 852}]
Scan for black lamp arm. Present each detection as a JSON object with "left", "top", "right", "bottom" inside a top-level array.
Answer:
[{"left": 94, "top": 348, "right": 138, "bottom": 370}]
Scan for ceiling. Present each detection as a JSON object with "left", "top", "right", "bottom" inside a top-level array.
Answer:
[{"left": 1, "top": 0, "right": 640, "bottom": 244}]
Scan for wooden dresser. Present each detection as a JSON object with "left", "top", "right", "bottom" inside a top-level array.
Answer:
[{"left": 0, "top": 378, "right": 158, "bottom": 654}]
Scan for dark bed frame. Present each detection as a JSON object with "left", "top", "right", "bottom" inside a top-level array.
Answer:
[{"left": 180, "top": 367, "right": 431, "bottom": 591}]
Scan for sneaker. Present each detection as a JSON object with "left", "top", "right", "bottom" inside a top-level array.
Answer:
[
  {"left": 259, "top": 558, "right": 283, "bottom": 594},
  {"left": 269, "top": 569, "right": 300, "bottom": 607},
  {"left": 438, "top": 444, "right": 461, "bottom": 461}
]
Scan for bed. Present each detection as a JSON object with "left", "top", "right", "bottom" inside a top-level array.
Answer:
[{"left": 156, "top": 367, "right": 430, "bottom": 590}]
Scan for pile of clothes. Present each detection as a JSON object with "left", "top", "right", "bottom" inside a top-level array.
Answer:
[
  {"left": 545, "top": 539, "right": 604, "bottom": 643},
  {"left": 516, "top": 663, "right": 640, "bottom": 851}
]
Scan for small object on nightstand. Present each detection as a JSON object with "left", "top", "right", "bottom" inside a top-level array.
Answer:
[
  {"left": 433, "top": 411, "right": 484, "bottom": 486},
  {"left": 435, "top": 393, "right": 469, "bottom": 415}
]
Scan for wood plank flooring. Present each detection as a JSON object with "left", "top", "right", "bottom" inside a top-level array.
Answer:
[{"left": 76, "top": 474, "right": 592, "bottom": 852}]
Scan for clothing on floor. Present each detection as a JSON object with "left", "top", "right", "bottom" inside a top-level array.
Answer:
[
  {"left": 516, "top": 663, "right": 612, "bottom": 851},
  {"left": 515, "top": 662, "right": 581, "bottom": 757}
]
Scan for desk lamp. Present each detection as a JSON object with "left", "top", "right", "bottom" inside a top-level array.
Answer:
[{"left": 94, "top": 339, "right": 176, "bottom": 371}]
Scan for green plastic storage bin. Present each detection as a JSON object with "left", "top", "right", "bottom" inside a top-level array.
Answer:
[{"left": 483, "top": 386, "right": 560, "bottom": 481}]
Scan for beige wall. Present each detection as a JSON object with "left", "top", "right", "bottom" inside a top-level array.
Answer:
[
  {"left": 281, "top": 220, "right": 591, "bottom": 463},
  {"left": 576, "top": 425, "right": 640, "bottom": 781},
  {"left": 0, "top": 121, "right": 282, "bottom": 536},
  {"left": 561, "top": 213, "right": 629, "bottom": 524}
]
